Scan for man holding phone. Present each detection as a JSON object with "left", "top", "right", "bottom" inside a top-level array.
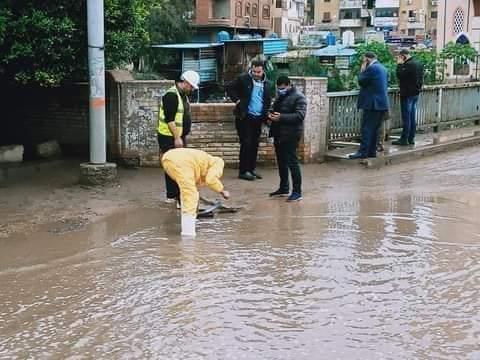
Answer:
[
  {"left": 349, "top": 51, "right": 389, "bottom": 160},
  {"left": 393, "top": 49, "right": 424, "bottom": 146},
  {"left": 268, "top": 76, "right": 307, "bottom": 202}
]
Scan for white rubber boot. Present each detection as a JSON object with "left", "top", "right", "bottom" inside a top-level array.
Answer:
[{"left": 181, "top": 213, "right": 197, "bottom": 237}]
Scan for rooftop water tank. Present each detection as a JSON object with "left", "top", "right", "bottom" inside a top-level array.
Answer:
[
  {"left": 326, "top": 32, "right": 336, "bottom": 46},
  {"left": 217, "top": 31, "right": 231, "bottom": 43}
]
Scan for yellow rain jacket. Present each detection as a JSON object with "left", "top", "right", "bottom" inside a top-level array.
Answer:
[{"left": 161, "top": 148, "right": 225, "bottom": 216}]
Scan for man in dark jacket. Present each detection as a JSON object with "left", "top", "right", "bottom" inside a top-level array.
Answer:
[
  {"left": 226, "top": 60, "right": 272, "bottom": 181},
  {"left": 393, "top": 49, "right": 424, "bottom": 146},
  {"left": 349, "top": 51, "right": 389, "bottom": 159},
  {"left": 268, "top": 76, "right": 307, "bottom": 202}
]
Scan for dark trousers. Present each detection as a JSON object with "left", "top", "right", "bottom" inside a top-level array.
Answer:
[
  {"left": 400, "top": 95, "right": 419, "bottom": 143},
  {"left": 158, "top": 134, "right": 187, "bottom": 199},
  {"left": 236, "top": 114, "right": 263, "bottom": 175},
  {"left": 359, "top": 110, "right": 384, "bottom": 158},
  {"left": 274, "top": 138, "right": 302, "bottom": 194}
]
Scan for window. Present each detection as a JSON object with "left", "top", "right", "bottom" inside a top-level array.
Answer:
[
  {"left": 325, "top": 0, "right": 331, "bottom": 2},
  {"left": 276, "top": 0, "right": 282, "bottom": 8},
  {"left": 235, "top": 1, "right": 242, "bottom": 17},
  {"left": 474, "top": 0, "right": 480, "bottom": 17},
  {"left": 408, "top": 29, "right": 415, "bottom": 36},
  {"left": 252, "top": 3, "right": 258, "bottom": 17},
  {"left": 375, "top": 9, "right": 398, "bottom": 17},
  {"left": 262, "top": 4, "right": 270, "bottom": 19},
  {"left": 431, "top": 11, "right": 437, "bottom": 19},
  {"left": 323, "top": 12, "right": 331, "bottom": 22},
  {"left": 408, "top": 10, "right": 415, "bottom": 17},
  {"left": 245, "top": 2, "right": 250, "bottom": 16},
  {"left": 453, "top": 8, "right": 465, "bottom": 34}
]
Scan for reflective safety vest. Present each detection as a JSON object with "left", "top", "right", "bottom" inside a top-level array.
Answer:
[{"left": 158, "top": 86, "right": 184, "bottom": 137}]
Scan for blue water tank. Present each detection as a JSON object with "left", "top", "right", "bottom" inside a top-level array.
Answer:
[
  {"left": 326, "top": 32, "right": 336, "bottom": 46},
  {"left": 217, "top": 31, "right": 231, "bottom": 43}
]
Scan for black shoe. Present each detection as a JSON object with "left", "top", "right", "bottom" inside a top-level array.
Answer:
[
  {"left": 239, "top": 171, "right": 256, "bottom": 181},
  {"left": 348, "top": 152, "right": 367, "bottom": 160},
  {"left": 408, "top": 139, "right": 415, "bottom": 145},
  {"left": 269, "top": 189, "right": 289, "bottom": 197},
  {"left": 392, "top": 140, "right": 408, "bottom": 146},
  {"left": 251, "top": 170, "right": 262, "bottom": 180}
]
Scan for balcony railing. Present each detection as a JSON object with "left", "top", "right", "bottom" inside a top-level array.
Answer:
[
  {"left": 339, "top": 0, "right": 363, "bottom": 9},
  {"left": 339, "top": 18, "right": 363, "bottom": 27},
  {"left": 207, "top": 18, "right": 232, "bottom": 26}
]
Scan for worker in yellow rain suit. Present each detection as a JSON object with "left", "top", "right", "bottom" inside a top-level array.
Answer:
[{"left": 161, "top": 148, "right": 230, "bottom": 236}]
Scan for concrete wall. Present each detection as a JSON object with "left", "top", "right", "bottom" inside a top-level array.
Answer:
[
  {"left": 7, "top": 74, "right": 328, "bottom": 167},
  {"left": 3, "top": 84, "right": 91, "bottom": 159},
  {"left": 112, "top": 77, "right": 329, "bottom": 167}
]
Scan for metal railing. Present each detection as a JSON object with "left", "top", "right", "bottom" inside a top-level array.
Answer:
[
  {"left": 327, "top": 82, "right": 480, "bottom": 142},
  {"left": 339, "top": 0, "right": 363, "bottom": 8}
]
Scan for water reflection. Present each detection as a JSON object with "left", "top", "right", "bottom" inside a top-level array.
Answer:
[{"left": 0, "top": 192, "right": 479, "bottom": 359}]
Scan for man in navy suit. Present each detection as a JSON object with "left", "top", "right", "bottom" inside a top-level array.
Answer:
[{"left": 349, "top": 51, "right": 389, "bottom": 159}]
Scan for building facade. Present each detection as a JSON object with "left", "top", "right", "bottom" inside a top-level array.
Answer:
[
  {"left": 436, "top": 0, "right": 480, "bottom": 79},
  {"left": 373, "top": 0, "right": 400, "bottom": 34},
  {"left": 338, "top": 0, "right": 373, "bottom": 41},
  {"left": 397, "top": 0, "right": 427, "bottom": 39},
  {"left": 272, "top": 0, "right": 307, "bottom": 45},
  {"left": 194, "top": 0, "right": 273, "bottom": 41},
  {"left": 314, "top": 0, "right": 340, "bottom": 33}
]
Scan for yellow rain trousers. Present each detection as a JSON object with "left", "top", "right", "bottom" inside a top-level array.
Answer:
[{"left": 161, "top": 148, "right": 225, "bottom": 216}]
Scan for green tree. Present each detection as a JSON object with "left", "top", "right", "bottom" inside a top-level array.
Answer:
[
  {"left": 412, "top": 49, "right": 439, "bottom": 85},
  {"left": 0, "top": 0, "right": 193, "bottom": 87},
  {"left": 439, "top": 41, "right": 478, "bottom": 80},
  {"left": 349, "top": 41, "right": 397, "bottom": 89}
]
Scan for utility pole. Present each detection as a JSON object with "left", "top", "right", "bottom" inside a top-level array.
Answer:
[
  {"left": 87, "top": 0, "right": 106, "bottom": 164},
  {"left": 80, "top": 0, "right": 117, "bottom": 185}
]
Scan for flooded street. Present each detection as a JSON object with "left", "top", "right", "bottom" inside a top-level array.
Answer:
[{"left": 1, "top": 151, "right": 480, "bottom": 359}]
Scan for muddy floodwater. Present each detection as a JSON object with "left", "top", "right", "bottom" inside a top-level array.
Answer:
[{"left": 1, "top": 152, "right": 480, "bottom": 359}]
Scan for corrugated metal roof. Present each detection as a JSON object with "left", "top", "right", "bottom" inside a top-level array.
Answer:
[
  {"left": 312, "top": 45, "right": 356, "bottom": 57},
  {"left": 263, "top": 39, "right": 289, "bottom": 55},
  {"left": 152, "top": 43, "right": 223, "bottom": 49}
]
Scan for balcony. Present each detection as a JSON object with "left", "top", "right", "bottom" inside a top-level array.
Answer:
[
  {"left": 339, "top": 0, "right": 363, "bottom": 9},
  {"left": 406, "top": 21, "right": 425, "bottom": 29},
  {"left": 339, "top": 18, "right": 363, "bottom": 27},
  {"left": 374, "top": 17, "right": 399, "bottom": 27},
  {"left": 206, "top": 18, "right": 232, "bottom": 26}
]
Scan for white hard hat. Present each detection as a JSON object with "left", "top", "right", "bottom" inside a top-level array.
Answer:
[{"left": 181, "top": 70, "right": 200, "bottom": 90}]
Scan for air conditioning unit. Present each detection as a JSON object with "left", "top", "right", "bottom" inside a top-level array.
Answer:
[
  {"left": 431, "top": 0, "right": 438, "bottom": 6},
  {"left": 408, "top": 17, "right": 416, "bottom": 22}
]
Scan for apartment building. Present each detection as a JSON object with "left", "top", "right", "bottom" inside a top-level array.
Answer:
[
  {"left": 272, "top": 0, "right": 307, "bottom": 45},
  {"left": 397, "top": 0, "right": 427, "bottom": 38},
  {"left": 314, "top": 0, "right": 340, "bottom": 33},
  {"left": 425, "top": 0, "right": 438, "bottom": 43},
  {"left": 338, "top": 0, "right": 372, "bottom": 41},
  {"left": 194, "top": 0, "right": 273, "bottom": 42},
  {"left": 373, "top": 0, "right": 400, "bottom": 34}
]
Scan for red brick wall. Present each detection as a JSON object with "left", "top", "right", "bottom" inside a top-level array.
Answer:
[{"left": 189, "top": 103, "right": 276, "bottom": 167}]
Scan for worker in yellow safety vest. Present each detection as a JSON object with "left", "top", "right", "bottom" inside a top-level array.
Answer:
[
  {"left": 158, "top": 70, "right": 200, "bottom": 205},
  {"left": 161, "top": 148, "right": 231, "bottom": 236}
]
